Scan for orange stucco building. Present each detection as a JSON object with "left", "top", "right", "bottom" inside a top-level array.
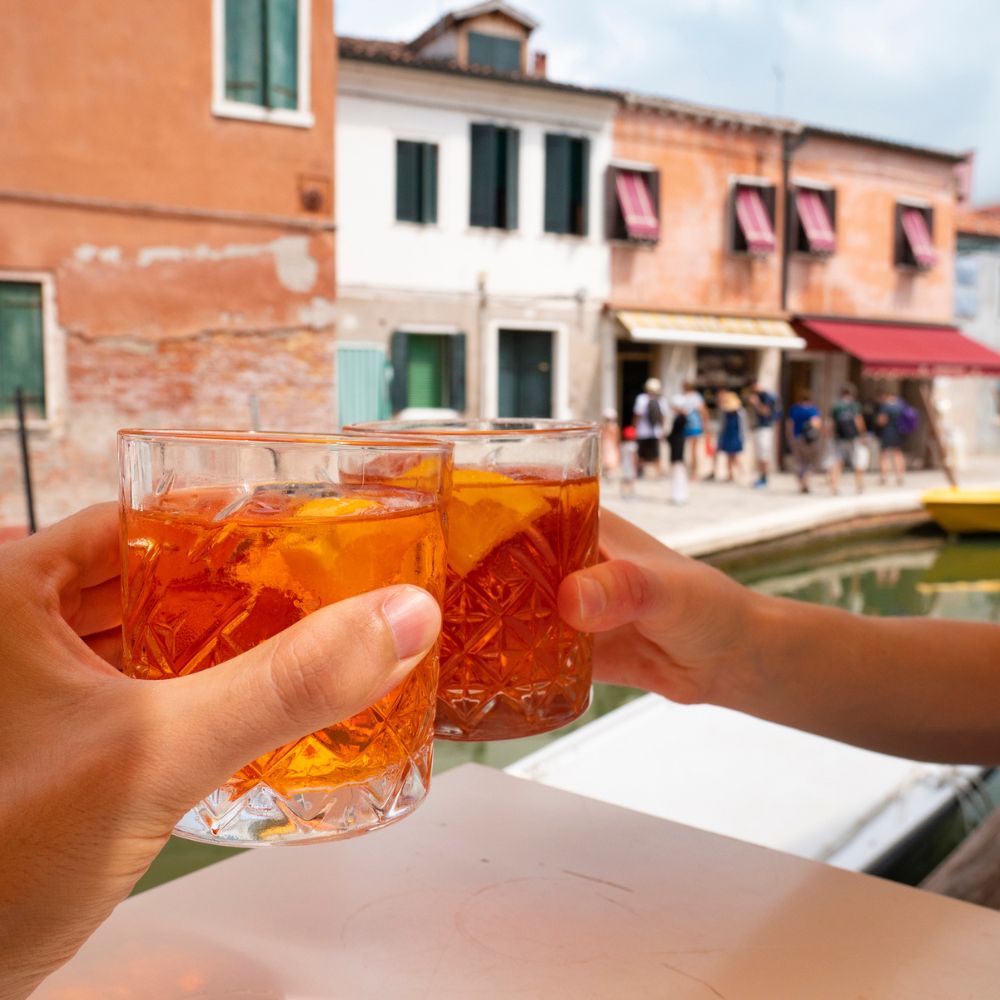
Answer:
[{"left": 1, "top": 0, "right": 336, "bottom": 529}]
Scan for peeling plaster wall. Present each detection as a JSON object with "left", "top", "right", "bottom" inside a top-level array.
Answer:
[{"left": 0, "top": 0, "right": 337, "bottom": 529}]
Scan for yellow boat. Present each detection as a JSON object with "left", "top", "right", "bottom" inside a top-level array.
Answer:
[{"left": 921, "top": 488, "right": 1000, "bottom": 534}]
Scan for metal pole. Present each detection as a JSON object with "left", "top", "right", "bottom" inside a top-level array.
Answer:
[{"left": 15, "top": 386, "right": 37, "bottom": 534}]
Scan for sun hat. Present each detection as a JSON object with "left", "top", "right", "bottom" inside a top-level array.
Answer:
[{"left": 644, "top": 377, "right": 662, "bottom": 394}]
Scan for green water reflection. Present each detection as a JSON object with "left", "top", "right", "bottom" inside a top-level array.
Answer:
[{"left": 136, "top": 534, "right": 1000, "bottom": 893}]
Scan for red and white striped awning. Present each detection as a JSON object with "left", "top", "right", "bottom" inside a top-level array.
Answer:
[
  {"left": 901, "top": 207, "right": 937, "bottom": 268},
  {"left": 614, "top": 171, "right": 659, "bottom": 241},
  {"left": 734, "top": 186, "right": 775, "bottom": 255},
  {"left": 795, "top": 188, "right": 836, "bottom": 254}
]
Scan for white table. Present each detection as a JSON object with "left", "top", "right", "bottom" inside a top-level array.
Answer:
[{"left": 37, "top": 764, "right": 1000, "bottom": 999}]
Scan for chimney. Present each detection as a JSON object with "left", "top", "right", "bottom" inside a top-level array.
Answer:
[{"left": 532, "top": 51, "right": 547, "bottom": 78}]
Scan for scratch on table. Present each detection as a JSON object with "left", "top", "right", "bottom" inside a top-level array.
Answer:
[
  {"left": 663, "top": 961, "right": 727, "bottom": 999},
  {"left": 560, "top": 868, "right": 635, "bottom": 893}
]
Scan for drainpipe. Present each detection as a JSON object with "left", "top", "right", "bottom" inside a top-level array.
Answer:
[{"left": 780, "top": 128, "right": 808, "bottom": 313}]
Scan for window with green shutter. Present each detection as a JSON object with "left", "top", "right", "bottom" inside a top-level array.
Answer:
[
  {"left": 544, "top": 134, "right": 589, "bottom": 236},
  {"left": 224, "top": 0, "right": 299, "bottom": 110},
  {"left": 470, "top": 123, "right": 519, "bottom": 230},
  {"left": 467, "top": 32, "right": 522, "bottom": 73},
  {"left": 396, "top": 141, "right": 438, "bottom": 224},
  {"left": 390, "top": 332, "right": 467, "bottom": 413},
  {"left": 0, "top": 282, "right": 45, "bottom": 419}
]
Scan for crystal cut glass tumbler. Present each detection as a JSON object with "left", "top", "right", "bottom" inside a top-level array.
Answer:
[
  {"left": 349, "top": 420, "right": 599, "bottom": 741},
  {"left": 118, "top": 429, "right": 450, "bottom": 845}
]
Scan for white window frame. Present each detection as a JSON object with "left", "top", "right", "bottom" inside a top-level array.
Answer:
[
  {"left": 212, "top": 0, "right": 314, "bottom": 129},
  {"left": 0, "top": 271, "right": 65, "bottom": 432}
]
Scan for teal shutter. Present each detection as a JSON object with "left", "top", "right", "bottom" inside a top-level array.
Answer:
[
  {"left": 389, "top": 331, "right": 409, "bottom": 413},
  {"left": 470, "top": 124, "right": 497, "bottom": 227},
  {"left": 448, "top": 333, "right": 467, "bottom": 413},
  {"left": 421, "top": 144, "right": 438, "bottom": 224},
  {"left": 503, "top": 127, "right": 519, "bottom": 230},
  {"left": 572, "top": 137, "right": 589, "bottom": 236},
  {"left": 406, "top": 336, "right": 444, "bottom": 408},
  {"left": 225, "top": 0, "right": 265, "bottom": 106},
  {"left": 544, "top": 134, "right": 570, "bottom": 234},
  {"left": 337, "top": 346, "right": 390, "bottom": 427},
  {"left": 265, "top": 0, "right": 298, "bottom": 109},
  {"left": 396, "top": 141, "right": 420, "bottom": 222},
  {"left": 468, "top": 32, "right": 520, "bottom": 72},
  {"left": 0, "top": 283, "right": 45, "bottom": 418}
]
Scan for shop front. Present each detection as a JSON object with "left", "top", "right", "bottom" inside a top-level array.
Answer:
[
  {"left": 793, "top": 317, "right": 1000, "bottom": 476},
  {"left": 611, "top": 311, "right": 805, "bottom": 422}
]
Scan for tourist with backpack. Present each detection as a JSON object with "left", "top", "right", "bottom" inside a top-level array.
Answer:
[
  {"left": 632, "top": 377, "right": 665, "bottom": 478},
  {"left": 829, "top": 384, "right": 868, "bottom": 494},
  {"left": 875, "top": 389, "right": 915, "bottom": 486}
]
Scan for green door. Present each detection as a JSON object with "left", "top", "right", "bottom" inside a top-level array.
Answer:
[
  {"left": 337, "top": 345, "right": 390, "bottom": 427},
  {"left": 498, "top": 329, "right": 552, "bottom": 418}
]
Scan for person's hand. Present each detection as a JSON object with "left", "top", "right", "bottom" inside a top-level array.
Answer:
[
  {"left": 0, "top": 504, "right": 441, "bottom": 1000},
  {"left": 557, "top": 510, "right": 761, "bottom": 706}
]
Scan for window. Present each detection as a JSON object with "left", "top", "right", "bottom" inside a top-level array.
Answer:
[
  {"left": 396, "top": 141, "right": 438, "bottom": 224},
  {"left": 0, "top": 282, "right": 45, "bottom": 419},
  {"left": 790, "top": 185, "right": 836, "bottom": 255},
  {"left": 730, "top": 182, "right": 776, "bottom": 256},
  {"left": 606, "top": 167, "right": 660, "bottom": 242},
  {"left": 544, "top": 134, "right": 589, "bottom": 236},
  {"left": 389, "top": 332, "right": 467, "bottom": 413},
  {"left": 467, "top": 31, "right": 521, "bottom": 73},
  {"left": 213, "top": 0, "right": 312, "bottom": 127},
  {"left": 954, "top": 256, "right": 979, "bottom": 320},
  {"left": 470, "top": 124, "right": 519, "bottom": 230},
  {"left": 894, "top": 202, "right": 936, "bottom": 269}
]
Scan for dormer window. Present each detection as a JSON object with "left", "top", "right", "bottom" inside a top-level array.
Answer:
[{"left": 467, "top": 31, "right": 522, "bottom": 72}]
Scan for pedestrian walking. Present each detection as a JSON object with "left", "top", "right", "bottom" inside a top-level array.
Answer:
[
  {"left": 632, "top": 378, "right": 665, "bottom": 478},
  {"left": 716, "top": 390, "right": 744, "bottom": 482},
  {"left": 600, "top": 408, "right": 621, "bottom": 481},
  {"left": 620, "top": 424, "right": 638, "bottom": 498},
  {"left": 666, "top": 400, "right": 689, "bottom": 504},
  {"left": 875, "top": 389, "right": 907, "bottom": 486},
  {"left": 672, "top": 380, "right": 711, "bottom": 479},
  {"left": 747, "top": 381, "right": 779, "bottom": 488},
  {"left": 829, "top": 384, "right": 867, "bottom": 494},
  {"left": 786, "top": 388, "right": 822, "bottom": 494}
]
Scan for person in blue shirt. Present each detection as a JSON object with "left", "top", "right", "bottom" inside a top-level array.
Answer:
[
  {"left": 785, "top": 388, "right": 822, "bottom": 494},
  {"left": 747, "top": 381, "right": 779, "bottom": 488}
]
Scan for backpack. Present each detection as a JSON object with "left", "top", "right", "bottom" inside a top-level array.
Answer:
[
  {"left": 898, "top": 403, "right": 919, "bottom": 436},
  {"left": 646, "top": 395, "right": 663, "bottom": 428}
]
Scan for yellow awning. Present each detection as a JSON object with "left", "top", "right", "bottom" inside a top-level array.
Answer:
[{"left": 616, "top": 311, "right": 806, "bottom": 350}]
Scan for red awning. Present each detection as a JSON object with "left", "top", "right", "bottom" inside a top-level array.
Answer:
[
  {"left": 795, "top": 188, "right": 836, "bottom": 254},
  {"left": 615, "top": 171, "right": 659, "bottom": 240},
  {"left": 900, "top": 207, "right": 937, "bottom": 268},
  {"left": 734, "top": 186, "right": 775, "bottom": 255},
  {"left": 799, "top": 318, "right": 1000, "bottom": 377}
]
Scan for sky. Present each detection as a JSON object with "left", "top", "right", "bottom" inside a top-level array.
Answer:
[{"left": 337, "top": 0, "right": 1000, "bottom": 204}]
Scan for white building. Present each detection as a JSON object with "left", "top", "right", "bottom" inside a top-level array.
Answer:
[{"left": 335, "top": 2, "right": 617, "bottom": 423}]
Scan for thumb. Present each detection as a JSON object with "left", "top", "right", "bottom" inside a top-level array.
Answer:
[
  {"left": 557, "top": 559, "right": 667, "bottom": 634},
  {"left": 145, "top": 585, "right": 441, "bottom": 804}
]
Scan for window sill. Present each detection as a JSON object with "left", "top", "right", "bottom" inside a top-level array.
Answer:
[
  {"left": 792, "top": 250, "right": 835, "bottom": 261},
  {"left": 728, "top": 250, "right": 775, "bottom": 261},
  {"left": 212, "top": 100, "right": 314, "bottom": 129},
  {"left": 543, "top": 230, "right": 589, "bottom": 240},
  {"left": 394, "top": 220, "right": 440, "bottom": 230},
  {"left": 894, "top": 262, "right": 934, "bottom": 273},
  {"left": 608, "top": 237, "right": 659, "bottom": 248},
  {"left": 468, "top": 224, "right": 518, "bottom": 234}
]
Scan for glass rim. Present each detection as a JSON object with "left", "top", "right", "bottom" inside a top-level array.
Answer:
[
  {"left": 347, "top": 418, "right": 598, "bottom": 440},
  {"left": 117, "top": 427, "right": 454, "bottom": 455}
]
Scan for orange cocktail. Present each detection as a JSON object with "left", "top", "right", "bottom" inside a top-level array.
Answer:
[
  {"left": 119, "top": 430, "right": 449, "bottom": 845},
  {"left": 348, "top": 421, "right": 600, "bottom": 741}
]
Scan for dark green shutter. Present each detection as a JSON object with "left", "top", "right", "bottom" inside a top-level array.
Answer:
[
  {"left": 573, "top": 137, "right": 589, "bottom": 236},
  {"left": 0, "top": 283, "right": 45, "bottom": 418},
  {"left": 503, "top": 127, "right": 519, "bottom": 230},
  {"left": 421, "top": 144, "right": 438, "bottom": 224},
  {"left": 468, "top": 32, "right": 520, "bottom": 72},
  {"left": 225, "top": 0, "right": 265, "bottom": 106},
  {"left": 470, "top": 124, "right": 497, "bottom": 227},
  {"left": 396, "top": 141, "right": 420, "bottom": 222},
  {"left": 265, "top": 0, "right": 298, "bottom": 109},
  {"left": 545, "top": 134, "right": 570, "bottom": 234},
  {"left": 448, "top": 333, "right": 466, "bottom": 413},
  {"left": 406, "top": 336, "right": 444, "bottom": 408},
  {"left": 389, "top": 331, "right": 409, "bottom": 413}
]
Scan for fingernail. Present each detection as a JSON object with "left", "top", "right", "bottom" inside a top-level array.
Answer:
[
  {"left": 382, "top": 587, "right": 440, "bottom": 660},
  {"left": 577, "top": 576, "right": 606, "bottom": 621}
]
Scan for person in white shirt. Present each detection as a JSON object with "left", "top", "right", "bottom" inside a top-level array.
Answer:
[
  {"left": 632, "top": 377, "right": 665, "bottom": 478},
  {"left": 672, "top": 380, "right": 711, "bottom": 478}
]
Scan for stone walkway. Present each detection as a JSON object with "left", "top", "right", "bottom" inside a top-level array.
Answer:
[{"left": 602, "top": 456, "right": 1000, "bottom": 557}]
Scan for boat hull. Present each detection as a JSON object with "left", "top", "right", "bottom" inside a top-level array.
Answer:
[{"left": 922, "top": 489, "right": 1000, "bottom": 534}]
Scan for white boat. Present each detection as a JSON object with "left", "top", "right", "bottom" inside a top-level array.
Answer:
[{"left": 506, "top": 693, "right": 985, "bottom": 873}]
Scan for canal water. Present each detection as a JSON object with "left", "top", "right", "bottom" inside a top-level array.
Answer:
[{"left": 135, "top": 532, "right": 1000, "bottom": 893}]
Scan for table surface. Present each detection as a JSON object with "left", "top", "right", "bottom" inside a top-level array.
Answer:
[{"left": 36, "top": 764, "right": 1000, "bottom": 1000}]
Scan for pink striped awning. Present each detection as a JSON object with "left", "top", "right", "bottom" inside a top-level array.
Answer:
[
  {"left": 734, "top": 186, "right": 775, "bottom": 255},
  {"left": 795, "top": 188, "right": 836, "bottom": 254},
  {"left": 615, "top": 171, "right": 659, "bottom": 241},
  {"left": 901, "top": 207, "right": 937, "bottom": 268}
]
